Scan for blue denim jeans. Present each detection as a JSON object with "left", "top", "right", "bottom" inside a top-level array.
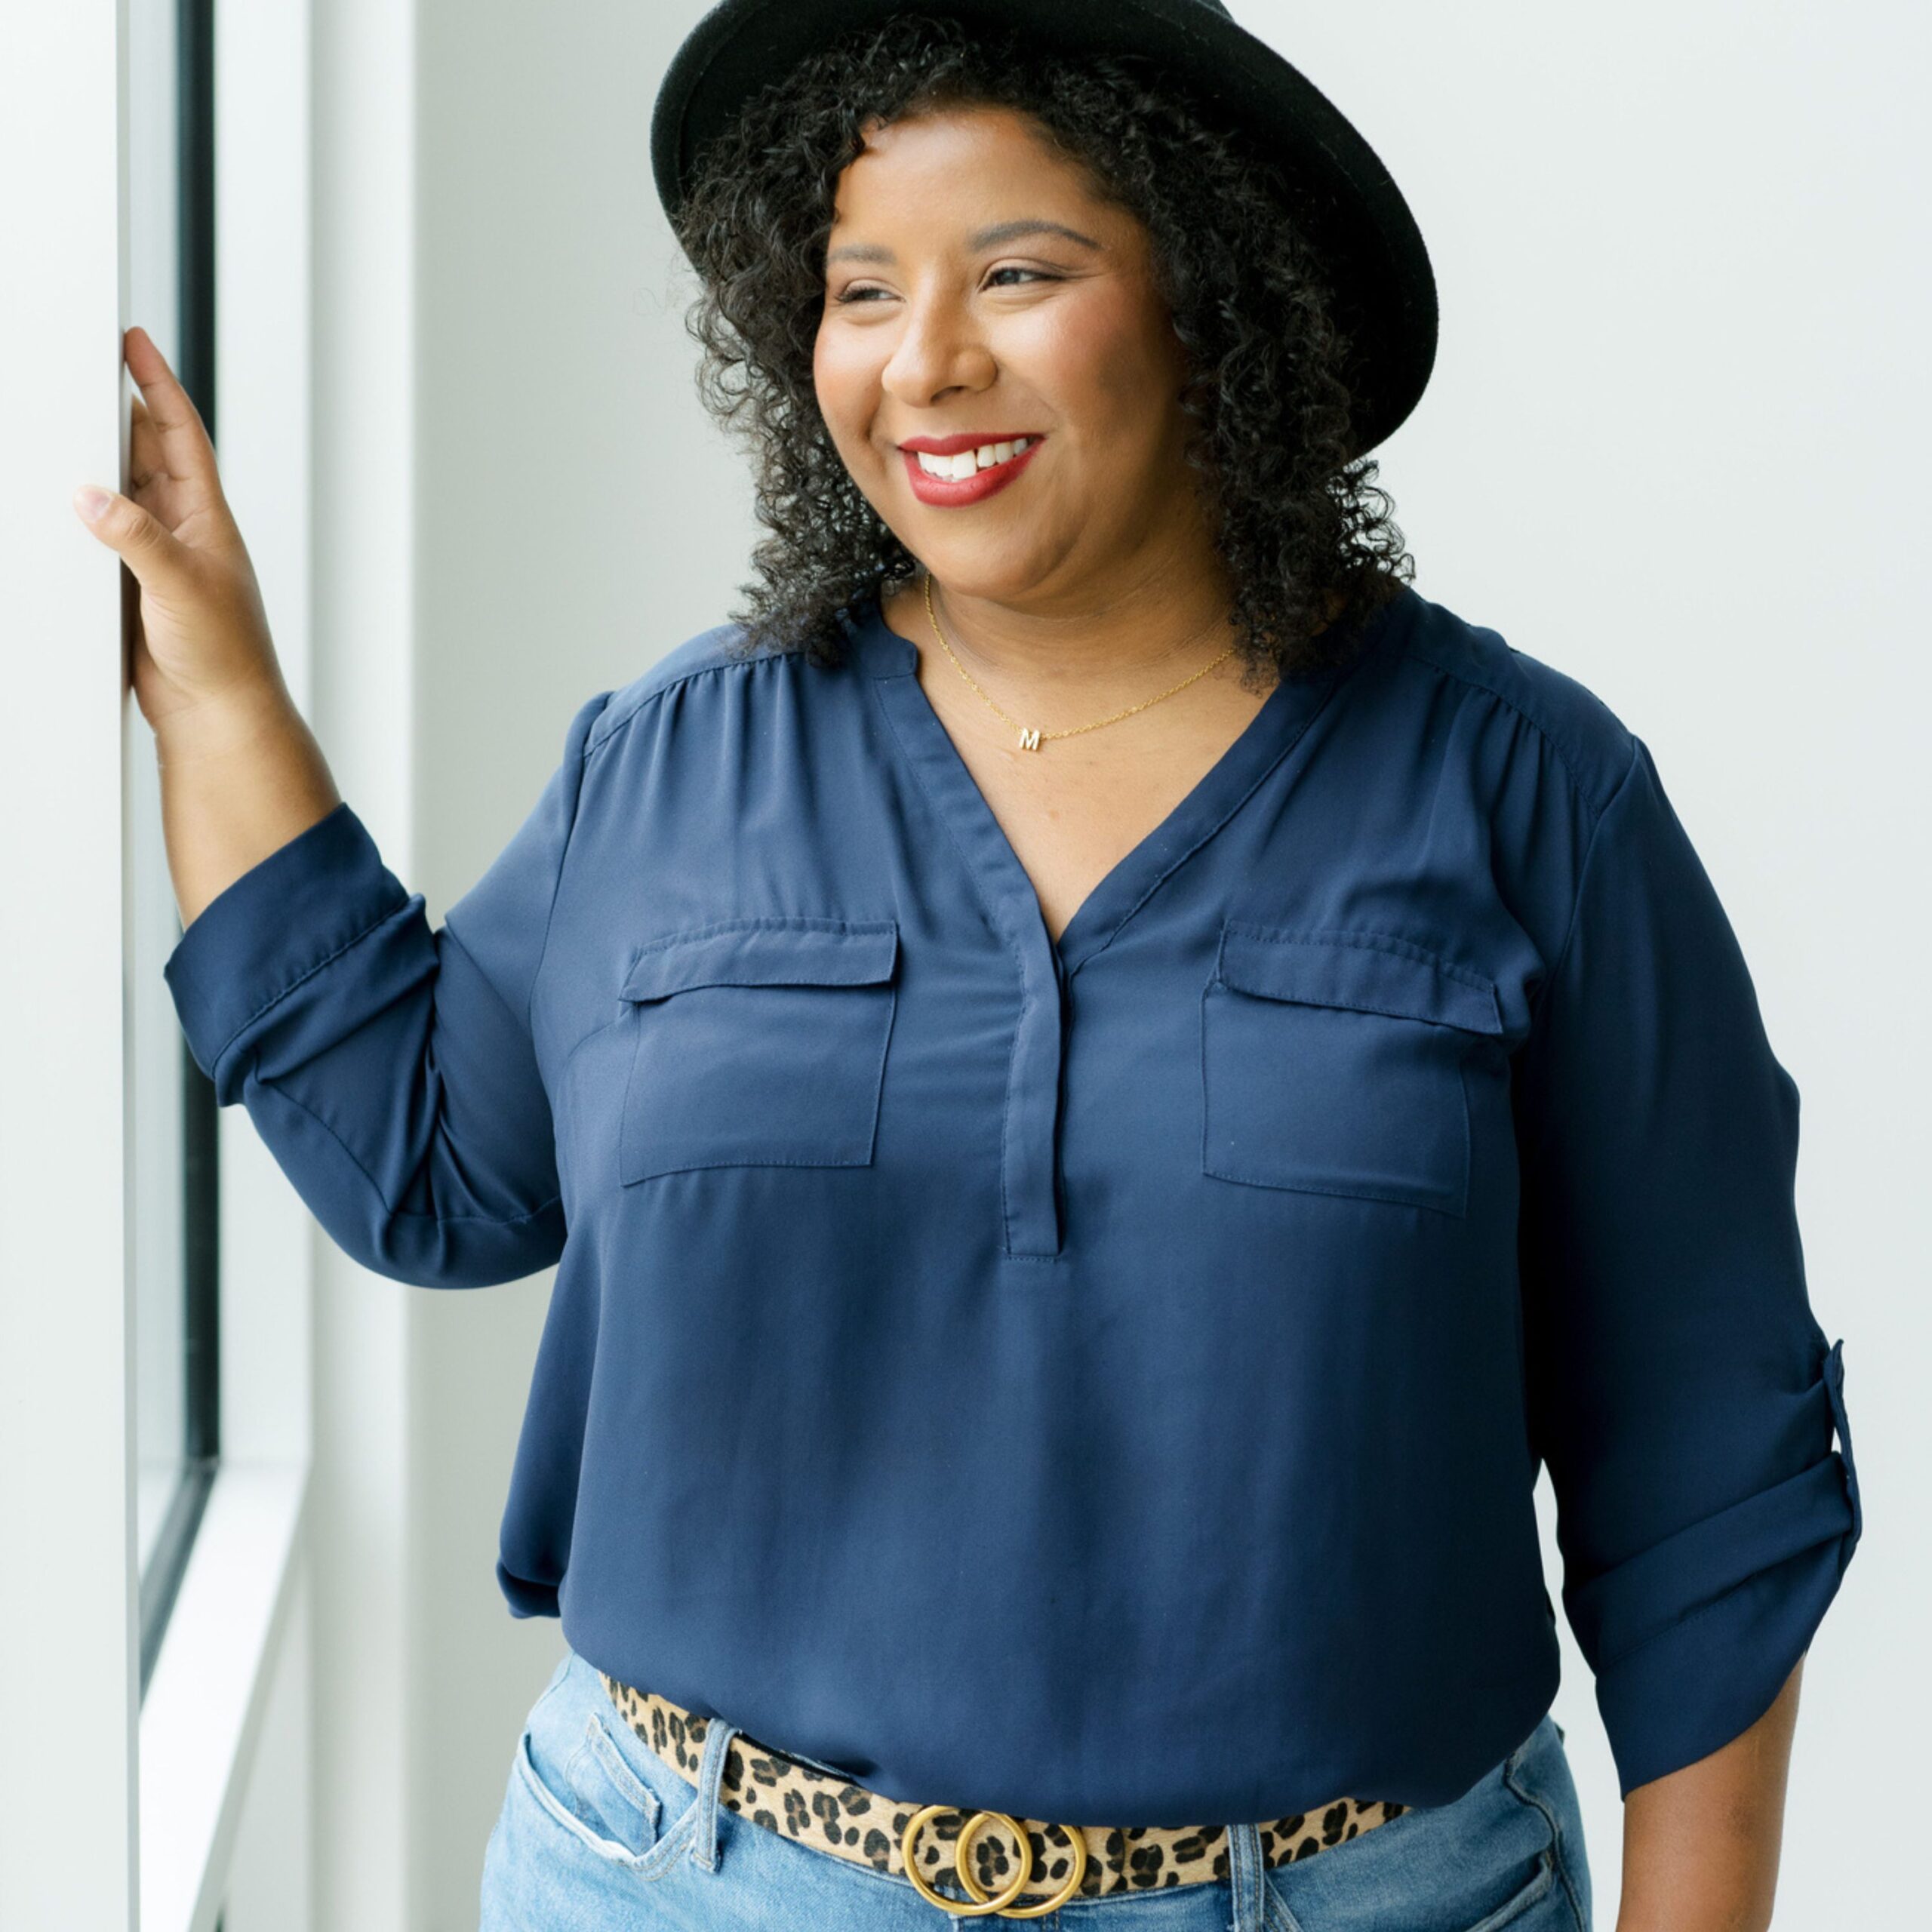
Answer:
[{"left": 479, "top": 1648, "right": 1593, "bottom": 1930}]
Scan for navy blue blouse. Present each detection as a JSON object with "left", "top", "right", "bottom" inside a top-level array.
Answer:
[{"left": 164, "top": 582, "right": 1860, "bottom": 1825}]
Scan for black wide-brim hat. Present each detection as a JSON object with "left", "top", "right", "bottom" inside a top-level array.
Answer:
[{"left": 651, "top": 0, "right": 1437, "bottom": 458}]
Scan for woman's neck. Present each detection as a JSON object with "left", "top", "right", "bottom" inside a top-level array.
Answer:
[
  {"left": 880, "top": 561, "right": 1344, "bottom": 700},
  {"left": 884, "top": 553, "right": 1247, "bottom": 699}
]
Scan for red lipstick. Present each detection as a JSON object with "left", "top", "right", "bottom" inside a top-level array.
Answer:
[{"left": 898, "top": 433, "right": 1045, "bottom": 508}]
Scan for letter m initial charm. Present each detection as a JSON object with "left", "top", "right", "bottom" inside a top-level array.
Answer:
[{"left": 1017, "top": 726, "right": 1041, "bottom": 751}]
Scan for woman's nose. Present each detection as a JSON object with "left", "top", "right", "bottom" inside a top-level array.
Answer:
[{"left": 879, "top": 297, "right": 996, "bottom": 406}]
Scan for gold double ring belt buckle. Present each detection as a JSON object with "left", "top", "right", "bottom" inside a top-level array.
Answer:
[{"left": 900, "top": 1805, "right": 1089, "bottom": 1918}]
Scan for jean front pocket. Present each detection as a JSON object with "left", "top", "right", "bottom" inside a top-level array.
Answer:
[
  {"left": 617, "top": 917, "right": 899, "bottom": 1186},
  {"left": 1201, "top": 924, "right": 1504, "bottom": 1217},
  {"left": 1266, "top": 1775, "right": 1570, "bottom": 1932},
  {"left": 513, "top": 1705, "right": 666, "bottom": 1867}
]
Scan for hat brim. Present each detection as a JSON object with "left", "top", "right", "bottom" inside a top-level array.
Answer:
[{"left": 651, "top": 0, "right": 1436, "bottom": 458}]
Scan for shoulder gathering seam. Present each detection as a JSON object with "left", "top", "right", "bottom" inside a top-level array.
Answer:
[
  {"left": 534, "top": 653, "right": 789, "bottom": 1066},
  {"left": 583, "top": 648, "right": 795, "bottom": 767},
  {"left": 1398, "top": 637, "right": 1621, "bottom": 826}
]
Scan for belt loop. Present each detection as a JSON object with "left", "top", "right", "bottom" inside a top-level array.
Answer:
[
  {"left": 687, "top": 1712, "right": 743, "bottom": 1873},
  {"left": 1226, "top": 1820, "right": 1265, "bottom": 1932}
]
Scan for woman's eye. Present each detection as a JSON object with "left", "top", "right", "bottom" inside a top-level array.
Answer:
[{"left": 828, "top": 268, "right": 1061, "bottom": 304}]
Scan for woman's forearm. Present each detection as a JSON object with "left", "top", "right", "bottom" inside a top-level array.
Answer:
[
  {"left": 157, "top": 687, "right": 341, "bottom": 929},
  {"left": 1615, "top": 1657, "right": 1804, "bottom": 1932}
]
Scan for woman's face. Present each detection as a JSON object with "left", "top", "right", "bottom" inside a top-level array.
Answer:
[{"left": 813, "top": 103, "right": 1211, "bottom": 611}]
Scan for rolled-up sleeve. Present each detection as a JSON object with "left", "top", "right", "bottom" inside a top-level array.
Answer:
[
  {"left": 1514, "top": 733, "right": 1862, "bottom": 1795},
  {"left": 162, "top": 690, "right": 612, "bottom": 1289}
]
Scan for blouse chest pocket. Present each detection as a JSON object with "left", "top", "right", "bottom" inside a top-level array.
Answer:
[
  {"left": 1200, "top": 924, "right": 1504, "bottom": 1217},
  {"left": 617, "top": 918, "right": 898, "bottom": 1186}
]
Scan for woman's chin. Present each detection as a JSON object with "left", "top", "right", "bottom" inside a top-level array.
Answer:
[{"left": 897, "top": 542, "right": 1078, "bottom": 611}]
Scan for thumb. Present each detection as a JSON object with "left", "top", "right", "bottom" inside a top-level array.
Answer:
[{"left": 72, "top": 485, "right": 182, "bottom": 581}]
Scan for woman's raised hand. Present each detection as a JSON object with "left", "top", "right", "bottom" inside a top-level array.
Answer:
[
  {"left": 73, "top": 324, "right": 340, "bottom": 928},
  {"left": 72, "top": 325, "right": 291, "bottom": 754}
]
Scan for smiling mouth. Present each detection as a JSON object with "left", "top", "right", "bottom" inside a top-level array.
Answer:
[
  {"left": 903, "top": 435, "right": 1036, "bottom": 481},
  {"left": 897, "top": 433, "right": 1045, "bottom": 508}
]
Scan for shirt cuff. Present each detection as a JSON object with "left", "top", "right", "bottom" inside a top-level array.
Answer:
[
  {"left": 1577, "top": 1340, "right": 1862, "bottom": 1794},
  {"left": 163, "top": 802, "right": 415, "bottom": 1100}
]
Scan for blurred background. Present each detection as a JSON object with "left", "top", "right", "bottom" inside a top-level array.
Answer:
[{"left": 5, "top": 2, "right": 1924, "bottom": 1927}]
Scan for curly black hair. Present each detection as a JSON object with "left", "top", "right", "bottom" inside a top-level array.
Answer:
[{"left": 672, "top": 11, "right": 1416, "bottom": 686}]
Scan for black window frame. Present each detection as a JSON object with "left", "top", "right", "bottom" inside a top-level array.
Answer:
[{"left": 137, "top": 0, "right": 222, "bottom": 1703}]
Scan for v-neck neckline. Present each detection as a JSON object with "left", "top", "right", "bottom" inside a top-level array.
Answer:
[{"left": 850, "top": 584, "right": 1408, "bottom": 981}]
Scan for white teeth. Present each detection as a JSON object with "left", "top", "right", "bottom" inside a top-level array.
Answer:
[{"left": 914, "top": 438, "right": 1034, "bottom": 481}]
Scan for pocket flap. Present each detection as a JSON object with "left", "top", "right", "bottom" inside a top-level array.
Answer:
[
  {"left": 621, "top": 918, "right": 898, "bottom": 1003},
  {"left": 1216, "top": 924, "right": 1503, "bottom": 1035}
]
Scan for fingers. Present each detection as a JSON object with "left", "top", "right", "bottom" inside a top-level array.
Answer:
[
  {"left": 71, "top": 482, "right": 185, "bottom": 586},
  {"left": 122, "top": 325, "right": 220, "bottom": 494},
  {"left": 129, "top": 394, "right": 167, "bottom": 493}
]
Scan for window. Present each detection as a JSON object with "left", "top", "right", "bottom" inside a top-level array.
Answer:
[
  {"left": 128, "top": 0, "right": 223, "bottom": 1701},
  {"left": 3, "top": 2, "right": 316, "bottom": 1925}
]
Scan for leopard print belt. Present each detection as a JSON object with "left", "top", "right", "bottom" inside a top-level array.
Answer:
[{"left": 599, "top": 1672, "right": 1408, "bottom": 1915}]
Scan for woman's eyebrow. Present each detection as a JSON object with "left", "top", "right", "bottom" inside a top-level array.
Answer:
[
  {"left": 968, "top": 218, "right": 1103, "bottom": 251},
  {"left": 825, "top": 218, "right": 1103, "bottom": 266}
]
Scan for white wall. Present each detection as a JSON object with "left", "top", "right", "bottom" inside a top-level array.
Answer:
[
  {"left": 1259, "top": 6, "right": 1924, "bottom": 1925},
  {"left": 294, "top": 2, "right": 1925, "bottom": 1927},
  {"left": 305, "top": 0, "right": 417, "bottom": 1917}
]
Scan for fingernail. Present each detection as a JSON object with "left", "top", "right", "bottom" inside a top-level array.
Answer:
[{"left": 75, "top": 487, "right": 113, "bottom": 521}]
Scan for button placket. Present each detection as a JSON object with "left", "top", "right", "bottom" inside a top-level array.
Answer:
[
  {"left": 873, "top": 668, "right": 1068, "bottom": 1260},
  {"left": 999, "top": 925, "right": 1066, "bottom": 1259}
]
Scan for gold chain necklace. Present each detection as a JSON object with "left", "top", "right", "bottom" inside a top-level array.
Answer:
[{"left": 921, "top": 569, "right": 1237, "bottom": 752}]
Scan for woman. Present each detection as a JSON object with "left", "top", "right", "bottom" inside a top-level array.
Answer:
[{"left": 76, "top": 4, "right": 1860, "bottom": 1929}]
